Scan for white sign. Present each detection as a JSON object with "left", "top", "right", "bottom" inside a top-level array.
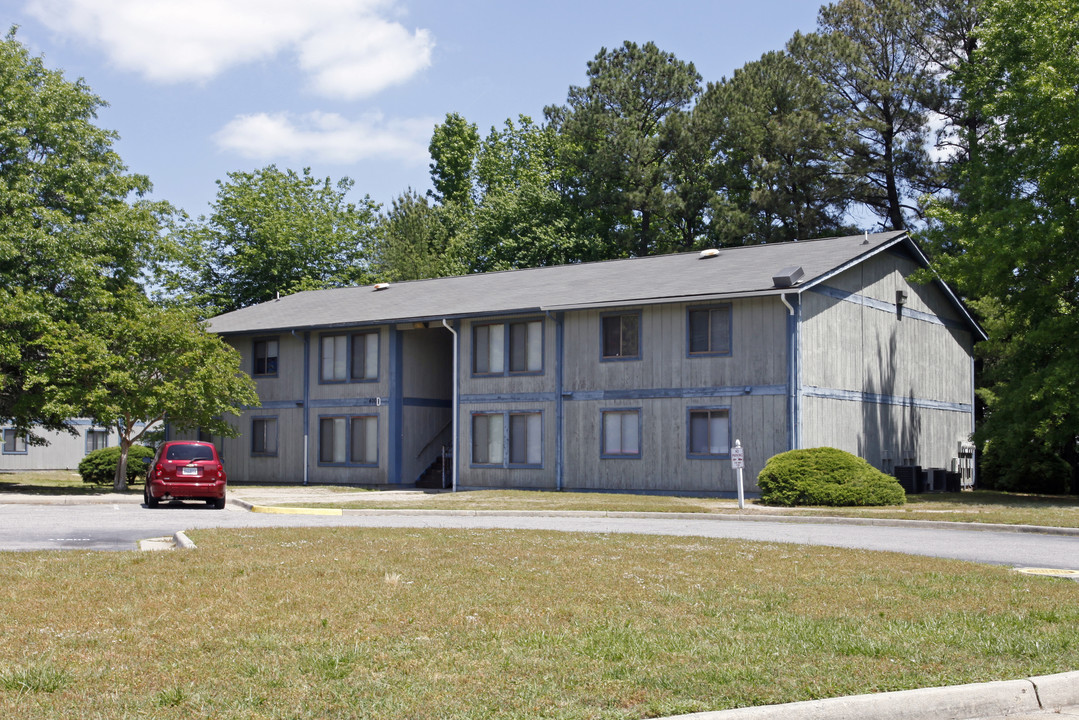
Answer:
[{"left": 731, "top": 446, "right": 745, "bottom": 469}]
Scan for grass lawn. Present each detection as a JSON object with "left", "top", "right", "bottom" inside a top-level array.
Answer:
[
  {"left": 289, "top": 489, "right": 1079, "bottom": 529},
  {"left": 1, "top": 527, "right": 1077, "bottom": 719}
]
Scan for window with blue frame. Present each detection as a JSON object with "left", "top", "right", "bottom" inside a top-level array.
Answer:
[
  {"left": 253, "top": 338, "right": 279, "bottom": 376},
  {"left": 2, "top": 429, "right": 27, "bottom": 454},
  {"left": 688, "top": 408, "right": 731, "bottom": 457},
  {"left": 319, "top": 415, "right": 378, "bottom": 465},
  {"left": 601, "top": 311, "right": 640, "bottom": 360},
  {"left": 85, "top": 428, "right": 108, "bottom": 454},
  {"left": 687, "top": 305, "right": 732, "bottom": 356},
  {"left": 251, "top": 417, "right": 278, "bottom": 455},
  {"left": 473, "top": 319, "right": 543, "bottom": 375},
  {"left": 320, "top": 331, "right": 379, "bottom": 383},
  {"left": 471, "top": 411, "right": 542, "bottom": 466},
  {"left": 601, "top": 409, "right": 640, "bottom": 458}
]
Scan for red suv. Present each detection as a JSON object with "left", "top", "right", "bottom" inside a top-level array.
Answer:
[{"left": 144, "top": 441, "right": 228, "bottom": 509}]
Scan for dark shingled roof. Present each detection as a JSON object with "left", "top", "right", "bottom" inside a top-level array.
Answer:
[{"left": 208, "top": 231, "right": 956, "bottom": 335}]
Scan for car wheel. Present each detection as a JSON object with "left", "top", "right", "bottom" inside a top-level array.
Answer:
[
  {"left": 213, "top": 494, "right": 226, "bottom": 510},
  {"left": 144, "top": 485, "right": 159, "bottom": 509}
]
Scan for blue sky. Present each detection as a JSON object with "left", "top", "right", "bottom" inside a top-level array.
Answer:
[{"left": 9, "top": 0, "right": 824, "bottom": 218}]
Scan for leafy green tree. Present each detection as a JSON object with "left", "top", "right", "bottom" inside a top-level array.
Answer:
[
  {"left": 926, "top": 0, "right": 1079, "bottom": 493},
  {"left": 0, "top": 28, "right": 167, "bottom": 439},
  {"left": 468, "top": 116, "right": 590, "bottom": 270},
  {"left": 699, "top": 51, "right": 855, "bottom": 245},
  {"left": 163, "top": 165, "right": 377, "bottom": 315},
  {"left": 55, "top": 293, "right": 259, "bottom": 490},
  {"left": 545, "top": 41, "right": 703, "bottom": 257},
  {"left": 371, "top": 189, "right": 459, "bottom": 281},
  {"left": 791, "top": 0, "right": 939, "bottom": 230},
  {"left": 428, "top": 113, "right": 480, "bottom": 207}
]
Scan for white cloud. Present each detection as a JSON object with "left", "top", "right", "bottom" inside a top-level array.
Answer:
[
  {"left": 214, "top": 111, "right": 435, "bottom": 165},
  {"left": 24, "top": 0, "right": 434, "bottom": 97}
]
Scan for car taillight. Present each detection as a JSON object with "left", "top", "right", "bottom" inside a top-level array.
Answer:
[{"left": 155, "top": 463, "right": 164, "bottom": 478}]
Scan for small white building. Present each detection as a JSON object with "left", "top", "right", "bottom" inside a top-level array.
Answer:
[{"left": 2, "top": 421, "right": 129, "bottom": 471}]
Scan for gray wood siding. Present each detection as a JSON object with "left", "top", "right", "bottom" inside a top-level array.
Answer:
[
  {"left": 801, "top": 396, "right": 971, "bottom": 472},
  {"left": 217, "top": 407, "right": 306, "bottom": 484},
  {"left": 562, "top": 298, "right": 788, "bottom": 393},
  {"left": 801, "top": 259, "right": 973, "bottom": 405},
  {"left": 798, "top": 251, "right": 975, "bottom": 472},
  {"left": 229, "top": 333, "right": 306, "bottom": 404},
  {"left": 562, "top": 394, "right": 786, "bottom": 494}
]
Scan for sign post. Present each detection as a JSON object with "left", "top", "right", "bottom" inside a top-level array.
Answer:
[{"left": 731, "top": 439, "right": 745, "bottom": 509}]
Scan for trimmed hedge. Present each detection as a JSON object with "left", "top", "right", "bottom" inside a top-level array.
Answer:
[
  {"left": 78, "top": 446, "right": 156, "bottom": 486},
  {"left": 757, "top": 447, "right": 906, "bottom": 507}
]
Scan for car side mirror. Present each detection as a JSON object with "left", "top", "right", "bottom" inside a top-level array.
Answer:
[{"left": 141, "top": 457, "right": 153, "bottom": 465}]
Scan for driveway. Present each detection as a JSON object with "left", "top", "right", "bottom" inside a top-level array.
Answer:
[{"left": 0, "top": 492, "right": 1077, "bottom": 575}]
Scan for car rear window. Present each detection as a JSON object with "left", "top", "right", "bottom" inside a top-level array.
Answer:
[{"left": 166, "top": 444, "right": 214, "bottom": 462}]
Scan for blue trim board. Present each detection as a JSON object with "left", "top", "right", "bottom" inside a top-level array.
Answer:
[
  {"left": 389, "top": 328, "right": 404, "bottom": 483},
  {"left": 801, "top": 385, "right": 973, "bottom": 413},
  {"left": 567, "top": 385, "right": 786, "bottom": 402},
  {"left": 811, "top": 285, "right": 968, "bottom": 330},
  {"left": 460, "top": 385, "right": 786, "bottom": 405},
  {"left": 303, "top": 332, "right": 311, "bottom": 485},
  {"left": 554, "top": 312, "right": 565, "bottom": 491}
]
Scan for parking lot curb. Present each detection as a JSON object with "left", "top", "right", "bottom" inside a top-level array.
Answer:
[
  {"left": 658, "top": 672, "right": 1079, "bottom": 720},
  {"left": 249, "top": 504, "right": 343, "bottom": 516}
]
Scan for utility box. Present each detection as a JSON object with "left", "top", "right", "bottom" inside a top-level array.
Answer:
[{"left": 956, "top": 441, "right": 976, "bottom": 490}]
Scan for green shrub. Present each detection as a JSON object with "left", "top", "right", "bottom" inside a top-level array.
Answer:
[
  {"left": 78, "top": 445, "right": 156, "bottom": 485},
  {"left": 757, "top": 447, "right": 906, "bottom": 507}
]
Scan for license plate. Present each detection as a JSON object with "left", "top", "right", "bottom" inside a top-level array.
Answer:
[{"left": 181, "top": 466, "right": 199, "bottom": 476}]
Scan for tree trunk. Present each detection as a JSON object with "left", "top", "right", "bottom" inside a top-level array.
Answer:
[{"left": 113, "top": 437, "right": 130, "bottom": 492}]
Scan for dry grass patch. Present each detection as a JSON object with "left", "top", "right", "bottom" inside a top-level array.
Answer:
[{"left": 1, "top": 528, "right": 1077, "bottom": 719}]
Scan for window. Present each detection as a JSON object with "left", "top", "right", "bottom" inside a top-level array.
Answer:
[
  {"left": 2, "top": 429, "right": 27, "bottom": 454},
  {"left": 321, "top": 332, "right": 379, "bottom": 383},
  {"left": 85, "top": 429, "right": 108, "bottom": 453},
  {"left": 601, "top": 410, "right": 640, "bottom": 458},
  {"left": 351, "top": 332, "right": 379, "bottom": 381},
  {"left": 252, "top": 417, "right": 278, "bottom": 455},
  {"left": 471, "top": 413, "right": 503, "bottom": 465},
  {"left": 471, "top": 412, "right": 542, "bottom": 466},
  {"left": 601, "top": 312, "right": 640, "bottom": 360},
  {"left": 319, "top": 415, "right": 378, "bottom": 465},
  {"left": 321, "top": 335, "right": 348, "bottom": 382},
  {"left": 688, "top": 408, "right": 731, "bottom": 457},
  {"left": 688, "top": 306, "right": 731, "bottom": 356},
  {"left": 473, "top": 319, "right": 542, "bottom": 375},
  {"left": 253, "top": 338, "right": 279, "bottom": 376}
]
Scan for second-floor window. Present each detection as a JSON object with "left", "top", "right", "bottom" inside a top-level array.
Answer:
[
  {"left": 253, "top": 338, "right": 279, "bottom": 376},
  {"left": 321, "top": 332, "right": 379, "bottom": 383},
  {"left": 688, "top": 305, "right": 732, "bottom": 356},
  {"left": 601, "top": 312, "right": 640, "bottom": 360},
  {"left": 473, "top": 320, "right": 543, "bottom": 375}
]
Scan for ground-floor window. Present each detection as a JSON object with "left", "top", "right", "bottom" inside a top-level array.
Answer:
[
  {"left": 319, "top": 415, "right": 378, "bottom": 465},
  {"left": 85, "top": 428, "right": 108, "bottom": 454},
  {"left": 601, "top": 409, "right": 641, "bottom": 458},
  {"left": 688, "top": 408, "right": 731, "bottom": 457},
  {"left": 251, "top": 417, "right": 278, "bottom": 455},
  {"left": 2, "top": 429, "right": 27, "bottom": 454},
  {"left": 471, "top": 411, "right": 542, "bottom": 467}
]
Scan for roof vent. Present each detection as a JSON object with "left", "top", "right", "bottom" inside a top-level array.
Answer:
[
  {"left": 772, "top": 266, "right": 804, "bottom": 288},
  {"left": 373, "top": 283, "right": 390, "bottom": 291},
  {"left": 699, "top": 248, "right": 720, "bottom": 259}
]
